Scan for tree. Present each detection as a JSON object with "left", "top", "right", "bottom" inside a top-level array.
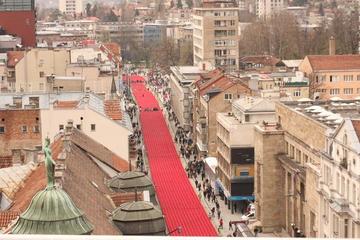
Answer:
[
  {"left": 185, "top": 0, "right": 193, "bottom": 8},
  {"left": 170, "top": 0, "right": 174, "bottom": 8},
  {"left": 92, "top": 4, "right": 98, "bottom": 17},
  {"left": 102, "top": 9, "right": 118, "bottom": 22},
  {"left": 135, "top": 9, "right": 140, "bottom": 16},
  {"left": 178, "top": 41, "right": 193, "bottom": 65},
  {"left": 86, "top": 3, "right": 92, "bottom": 17},
  {"left": 177, "top": 0, "right": 183, "bottom": 9},
  {"left": 48, "top": 8, "right": 63, "bottom": 21},
  {"left": 319, "top": 3, "right": 324, "bottom": 16}
]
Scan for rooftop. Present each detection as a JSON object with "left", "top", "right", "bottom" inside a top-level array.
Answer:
[
  {"left": 281, "top": 99, "right": 360, "bottom": 129},
  {"left": 305, "top": 55, "right": 360, "bottom": 71}
]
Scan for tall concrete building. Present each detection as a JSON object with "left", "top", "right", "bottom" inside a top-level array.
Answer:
[
  {"left": 193, "top": 1, "right": 239, "bottom": 72},
  {"left": 255, "top": 0, "right": 286, "bottom": 19},
  {"left": 59, "top": 0, "right": 83, "bottom": 16}
]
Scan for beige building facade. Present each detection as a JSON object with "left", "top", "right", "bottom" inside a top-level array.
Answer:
[
  {"left": 193, "top": 1, "right": 239, "bottom": 72},
  {"left": 40, "top": 97, "right": 132, "bottom": 161},
  {"left": 299, "top": 55, "right": 360, "bottom": 100},
  {"left": 192, "top": 69, "right": 251, "bottom": 157}
]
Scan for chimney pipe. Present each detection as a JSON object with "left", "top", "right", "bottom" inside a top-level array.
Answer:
[{"left": 329, "top": 36, "right": 336, "bottom": 55}]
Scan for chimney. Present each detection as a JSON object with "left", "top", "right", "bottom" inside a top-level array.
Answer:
[
  {"left": 329, "top": 36, "right": 336, "bottom": 55},
  {"left": 11, "top": 149, "right": 22, "bottom": 165},
  {"left": 63, "top": 120, "right": 74, "bottom": 152}
]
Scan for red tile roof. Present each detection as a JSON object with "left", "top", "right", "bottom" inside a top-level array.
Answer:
[
  {"left": 195, "top": 68, "right": 251, "bottom": 96},
  {"left": 103, "top": 43, "right": 121, "bottom": 57},
  {"left": 239, "top": 55, "right": 281, "bottom": 66},
  {"left": 10, "top": 164, "right": 46, "bottom": 212},
  {"left": 110, "top": 192, "right": 144, "bottom": 207},
  {"left": 7, "top": 51, "right": 24, "bottom": 68},
  {"left": 0, "top": 156, "right": 12, "bottom": 169},
  {"left": 0, "top": 211, "right": 20, "bottom": 228},
  {"left": 104, "top": 100, "right": 122, "bottom": 120},
  {"left": 54, "top": 101, "right": 79, "bottom": 109},
  {"left": 306, "top": 55, "right": 360, "bottom": 71},
  {"left": 352, "top": 120, "right": 360, "bottom": 141}
]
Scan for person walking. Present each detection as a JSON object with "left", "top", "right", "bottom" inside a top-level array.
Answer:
[
  {"left": 229, "top": 221, "right": 233, "bottom": 231},
  {"left": 217, "top": 209, "right": 221, "bottom": 219},
  {"left": 211, "top": 207, "right": 215, "bottom": 217},
  {"left": 219, "top": 218, "right": 223, "bottom": 229},
  {"left": 195, "top": 179, "right": 198, "bottom": 187}
]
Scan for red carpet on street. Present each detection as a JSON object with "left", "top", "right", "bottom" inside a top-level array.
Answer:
[{"left": 129, "top": 75, "right": 217, "bottom": 236}]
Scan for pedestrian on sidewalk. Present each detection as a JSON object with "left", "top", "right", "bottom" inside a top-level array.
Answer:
[
  {"left": 211, "top": 207, "right": 215, "bottom": 217},
  {"left": 211, "top": 192, "right": 215, "bottom": 202},
  {"left": 195, "top": 179, "right": 198, "bottom": 187},
  {"left": 197, "top": 183, "right": 201, "bottom": 191},
  {"left": 219, "top": 218, "right": 223, "bottom": 229},
  {"left": 229, "top": 221, "right": 233, "bottom": 230},
  {"left": 201, "top": 171, "right": 205, "bottom": 181},
  {"left": 217, "top": 209, "right": 221, "bottom": 219}
]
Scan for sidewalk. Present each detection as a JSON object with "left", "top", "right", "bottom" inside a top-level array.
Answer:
[{"left": 151, "top": 83, "right": 247, "bottom": 237}]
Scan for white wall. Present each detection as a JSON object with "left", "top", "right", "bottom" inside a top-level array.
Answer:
[{"left": 40, "top": 105, "right": 131, "bottom": 161}]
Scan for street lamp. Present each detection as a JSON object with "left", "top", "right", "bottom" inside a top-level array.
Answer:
[{"left": 167, "top": 226, "right": 182, "bottom": 236}]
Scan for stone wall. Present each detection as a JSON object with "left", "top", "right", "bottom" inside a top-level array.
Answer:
[{"left": 254, "top": 125, "right": 286, "bottom": 232}]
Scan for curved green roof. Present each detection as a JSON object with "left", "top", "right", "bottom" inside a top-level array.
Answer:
[
  {"left": 12, "top": 187, "right": 93, "bottom": 235},
  {"left": 108, "top": 171, "right": 155, "bottom": 196},
  {"left": 112, "top": 201, "right": 166, "bottom": 235}
]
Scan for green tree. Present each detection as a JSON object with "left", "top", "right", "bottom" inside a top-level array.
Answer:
[
  {"left": 185, "top": 0, "right": 193, "bottom": 8},
  {"left": 102, "top": 9, "right": 118, "bottom": 22},
  {"left": 319, "top": 3, "right": 324, "bottom": 16},
  {"left": 177, "top": 0, "right": 183, "bottom": 9},
  {"left": 92, "top": 4, "right": 98, "bottom": 17}
]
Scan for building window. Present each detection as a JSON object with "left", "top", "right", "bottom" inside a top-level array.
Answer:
[
  {"left": 245, "top": 114, "right": 250, "bottom": 122},
  {"left": 59, "top": 124, "right": 64, "bottom": 130},
  {"left": 344, "top": 75, "right": 353, "bottom": 81},
  {"left": 76, "top": 124, "right": 81, "bottom": 130},
  {"left": 293, "top": 90, "right": 301, "bottom": 97},
  {"left": 224, "top": 93, "right": 232, "bottom": 100},
  {"left": 240, "top": 171, "right": 249, "bottom": 176},
  {"left": 91, "top": 124, "right": 96, "bottom": 131},
  {"left": 33, "top": 125, "right": 40, "bottom": 133},
  {"left": 0, "top": 126, "right": 4, "bottom": 134},
  {"left": 39, "top": 83, "right": 44, "bottom": 90},
  {"left": 39, "top": 72, "right": 45, "bottom": 78},
  {"left": 357, "top": 75, "right": 360, "bottom": 81},
  {"left": 330, "top": 88, "right": 340, "bottom": 95},
  {"left": 353, "top": 183, "right": 356, "bottom": 204},
  {"left": 21, "top": 125, "right": 27, "bottom": 133},
  {"left": 344, "top": 88, "right": 353, "bottom": 95},
  {"left": 329, "top": 75, "right": 338, "bottom": 82}
]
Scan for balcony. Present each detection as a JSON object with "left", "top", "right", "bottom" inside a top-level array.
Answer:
[{"left": 340, "top": 158, "right": 348, "bottom": 170}]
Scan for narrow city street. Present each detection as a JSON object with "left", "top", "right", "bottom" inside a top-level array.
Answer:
[{"left": 129, "top": 75, "right": 217, "bottom": 236}]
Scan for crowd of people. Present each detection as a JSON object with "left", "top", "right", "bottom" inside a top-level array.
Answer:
[
  {"left": 145, "top": 68, "right": 229, "bottom": 233},
  {"left": 123, "top": 73, "right": 145, "bottom": 172}
]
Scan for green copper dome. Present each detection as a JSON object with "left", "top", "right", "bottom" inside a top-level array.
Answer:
[
  {"left": 11, "top": 187, "right": 94, "bottom": 235},
  {"left": 112, "top": 201, "right": 166, "bottom": 235},
  {"left": 108, "top": 171, "right": 155, "bottom": 197}
]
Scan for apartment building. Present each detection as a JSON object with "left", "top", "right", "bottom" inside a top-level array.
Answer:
[
  {"left": 254, "top": 99, "right": 360, "bottom": 237},
  {"left": 193, "top": 1, "right": 239, "bottom": 72},
  {"left": 59, "top": 0, "right": 83, "bottom": 15},
  {"left": 192, "top": 68, "right": 251, "bottom": 157},
  {"left": 255, "top": 0, "right": 287, "bottom": 19},
  {"left": 319, "top": 118, "right": 360, "bottom": 238},
  {"left": 299, "top": 54, "right": 360, "bottom": 100},
  {"left": 169, "top": 65, "right": 208, "bottom": 131},
  {"left": 216, "top": 97, "right": 275, "bottom": 214}
]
